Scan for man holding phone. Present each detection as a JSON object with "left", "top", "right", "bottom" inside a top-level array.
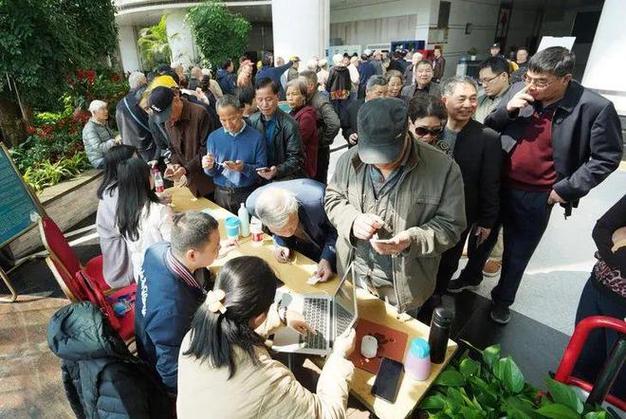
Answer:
[
  {"left": 202, "top": 95, "right": 267, "bottom": 213},
  {"left": 325, "top": 98, "right": 466, "bottom": 314},
  {"left": 149, "top": 86, "right": 215, "bottom": 198},
  {"left": 248, "top": 78, "right": 304, "bottom": 182}
]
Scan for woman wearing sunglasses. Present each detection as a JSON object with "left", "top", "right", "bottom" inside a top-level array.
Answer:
[{"left": 406, "top": 94, "right": 448, "bottom": 150}]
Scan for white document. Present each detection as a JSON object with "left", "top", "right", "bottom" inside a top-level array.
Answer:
[{"left": 537, "top": 36, "right": 576, "bottom": 52}]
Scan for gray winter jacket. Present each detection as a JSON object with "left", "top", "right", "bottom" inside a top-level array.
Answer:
[
  {"left": 82, "top": 119, "right": 116, "bottom": 169},
  {"left": 310, "top": 91, "right": 340, "bottom": 148},
  {"left": 325, "top": 140, "right": 467, "bottom": 312}
]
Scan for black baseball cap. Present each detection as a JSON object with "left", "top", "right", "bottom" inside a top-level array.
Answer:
[
  {"left": 357, "top": 98, "right": 408, "bottom": 164},
  {"left": 149, "top": 86, "right": 174, "bottom": 124}
]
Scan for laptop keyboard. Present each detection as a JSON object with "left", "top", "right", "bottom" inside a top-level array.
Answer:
[
  {"left": 335, "top": 303, "right": 353, "bottom": 337},
  {"left": 301, "top": 298, "right": 329, "bottom": 350}
]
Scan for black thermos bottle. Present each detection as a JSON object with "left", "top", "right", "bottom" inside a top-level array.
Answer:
[{"left": 428, "top": 307, "right": 453, "bottom": 364}]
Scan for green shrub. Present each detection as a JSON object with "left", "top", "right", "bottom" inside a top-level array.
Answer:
[
  {"left": 186, "top": 1, "right": 251, "bottom": 68},
  {"left": 9, "top": 68, "right": 127, "bottom": 190},
  {"left": 420, "top": 344, "right": 614, "bottom": 418},
  {"left": 22, "top": 153, "right": 90, "bottom": 191}
]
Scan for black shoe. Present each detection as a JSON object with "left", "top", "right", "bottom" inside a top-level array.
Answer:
[
  {"left": 447, "top": 277, "right": 480, "bottom": 294},
  {"left": 490, "top": 303, "right": 511, "bottom": 324}
]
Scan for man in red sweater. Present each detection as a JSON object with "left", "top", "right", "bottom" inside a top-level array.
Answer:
[{"left": 448, "top": 47, "right": 623, "bottom": 324}]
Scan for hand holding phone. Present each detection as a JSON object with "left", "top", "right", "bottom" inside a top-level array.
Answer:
[{"left": 256, "top": 166, "right": 277, "bottom": 180}]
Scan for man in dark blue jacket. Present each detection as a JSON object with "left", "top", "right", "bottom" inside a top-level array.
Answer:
[
  {"left": 448, "top": 47, "right": 623, "bottom": 324},
  {"left": 216, "top": 59, "right": 237, "bottom": 95},
  {"left": 357, "top": 52, "right": 377, "bottom": 99},
  {"left": 255, "top": 51, "right": 293, "bottom": 99},
  {"left": 135, "top": 211, "right": 227, "bottom": 394},
  {"left": 246, "top": 178, "right": 338, "bottom": 282}
]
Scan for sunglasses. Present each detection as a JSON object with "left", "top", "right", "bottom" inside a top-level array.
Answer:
[{"left": 414, "top": 126, "right": 443, "bottom": 137}]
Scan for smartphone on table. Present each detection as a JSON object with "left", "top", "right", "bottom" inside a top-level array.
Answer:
[{"left": 371, "top": 357, "right": 403, "bottom": 403}]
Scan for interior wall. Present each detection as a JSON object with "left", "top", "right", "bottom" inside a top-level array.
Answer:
[
  {"left": 248, "top": 22, "right": 273, "bottom": 53},
  {"left": 331, "top": 0, "right": 421, "bottom": 23},
  {"left": 538, "top": 0, "right": 604, "bottom": 80},
  {"left": 506, "top": 6, "right": 541, "bottom": 53},
  {"left": 330, "top": 0, "right": 429, "bottom": 47},
  {"left": 432, "top": 0, "right": 500, "bottom": 78},
  {"left": 330, "top": 15, "right": 418, "bottom": 47}
]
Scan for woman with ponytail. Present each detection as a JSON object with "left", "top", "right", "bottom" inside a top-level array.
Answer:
[{"left": 177, "top": 256, "right": 356, "bottom": 419}]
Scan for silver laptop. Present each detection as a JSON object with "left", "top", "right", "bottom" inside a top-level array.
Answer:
[{"left": 272, "top": 264, "right": 358, "bottom": 356}]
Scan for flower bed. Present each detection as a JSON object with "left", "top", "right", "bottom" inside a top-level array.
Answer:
[{"left": 9, "top": 69, "right": 128, "bottom": 192}]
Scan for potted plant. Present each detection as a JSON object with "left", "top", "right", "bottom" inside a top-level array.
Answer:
[
  {"left": 467, "top": 47, "right": 478, "bottom": 61},
  {"left": 419, "top": 344, "right": 615, "bottom": 418}
]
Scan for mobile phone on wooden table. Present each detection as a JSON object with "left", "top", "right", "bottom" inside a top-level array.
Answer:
[{"left": 371, "top": 357, "right": 403, "bottom": 403}]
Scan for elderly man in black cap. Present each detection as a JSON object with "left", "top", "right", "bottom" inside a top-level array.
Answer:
[
  {"left": 149, "top": 86, "right": 215, "bottom": 198},
  {"left": 325, "top": 97, "right": 467, "bottom": 314}
]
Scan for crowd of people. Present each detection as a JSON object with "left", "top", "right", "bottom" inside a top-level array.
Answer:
[{"left": 65, "top": 44, "right": 625, "bottom": 417}]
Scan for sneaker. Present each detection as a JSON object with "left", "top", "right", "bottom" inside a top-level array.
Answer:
[
  {"left": 490, "top": 303, "right": 511, "bottom": 324},
  {"left": 447, "top": 277, "right": 480, "bottom": 294},
  {"left": 482, "top": 260, "right": 502, "bottom": 278}
]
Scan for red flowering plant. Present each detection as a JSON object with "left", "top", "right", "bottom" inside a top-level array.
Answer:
[{"left": 11, "top": 68, "right": 128, "bottom": 190}]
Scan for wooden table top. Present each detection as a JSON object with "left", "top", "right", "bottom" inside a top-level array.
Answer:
[{"left": 170, "top": 186, "right": 457, "bottom": 419}]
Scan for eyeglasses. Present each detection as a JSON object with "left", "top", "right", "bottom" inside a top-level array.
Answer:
[
  {"left": 479, "top": 72, "right": 504, "bottom": 85},
  {"left": 414, "top": 126, "right": 444, "bottom": 137},
  {"left": 523, "top": 74, "right": 556, "bottom": 89}
]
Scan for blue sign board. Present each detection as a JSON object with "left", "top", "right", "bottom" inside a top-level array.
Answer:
[{"left": 0, "top": 145, "right": 39, "bottom": 247}]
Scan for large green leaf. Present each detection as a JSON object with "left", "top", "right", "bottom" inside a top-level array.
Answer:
[
  {"left": 482, "top": 345, "right": 501, "bottom": 370},
  {"left": 460, "top": 358, "right": 481, "bottom": 378},
  {"left": 458, "top": 406, "right": 486, "bottom": 419},
  {"left": 536, "top": 404, "right": 580, "bottom": 419},
  {"left": 583, "top": 413, "right": 607, "bottom": 419},
  {"left": 446, "top": 387, "right": 468, "bottom": 406},
  {"left": 435, "top": 369, "right": 466, "bottom": 387},
  {"left": 504, "top": 396, "right": 543, "bottom": 419},
  {"left": 496, "top": 357, "right": 525, "bottom": 394},
  {"left": 545, "top": 378, "right": 584, "bottom": 414},
  {"left": 468, "top": 375, "right": 498, "bottom": 404},
  {"left": 421, "top": 395, "right": 446, "bottom": 411}
]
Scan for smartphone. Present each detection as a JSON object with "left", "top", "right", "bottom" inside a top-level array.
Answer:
[
  {"left": 256, "top": 167, "right": 269, "bottom": 172},
  {"left": 370, "top": 238, "right": 393, "bottom": 245},
  {"left": 371, "top": 357, "right": 403, "bottom": 403}
]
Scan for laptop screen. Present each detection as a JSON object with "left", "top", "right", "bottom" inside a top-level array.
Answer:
[{"left": 334, "top": 266, "right": 358, "bottom": 337}]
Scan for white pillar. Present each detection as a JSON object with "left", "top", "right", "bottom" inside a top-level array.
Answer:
[
  {"left": 582, "top": 0, "right": 626, "bottom": 115},
  {"left": 166, "top": 10, "right": 195, "bottom": 68},
  {"left": 271, "top": 0, "right": 329, "bottom": 63},
  {"left": 118, "top": 25, "right": 141, "bottom": 73}
]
